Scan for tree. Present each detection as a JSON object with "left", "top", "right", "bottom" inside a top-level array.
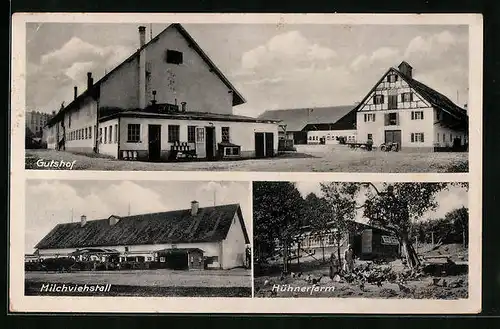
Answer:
[
  {"left": 303, "top": 193, "right": 331, "bottom": 262},
  {"left": 445, "top": 206, "right": 469, "bottom": 246},
  {"left": 362, "top": 183, "right": 449, "bottom": 269},
  {"left": 253, "top": 181, "right": 304, "bottom": 272},
  {"left": 320, "top": 182, "right": 361, "bottom": 270}
]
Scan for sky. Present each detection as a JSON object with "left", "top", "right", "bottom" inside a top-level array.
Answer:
[
  {"left": 295, "top": 181, "right": 468, "bottom": 223},
  {"left": 25, "top": 180, "right": 251, "bottom": 253},
  {"left": 26, "top": 23, "right": 469, "bottom": 117}
]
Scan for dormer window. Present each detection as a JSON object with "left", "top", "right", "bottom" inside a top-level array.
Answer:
[{"left": 166, "top": 50, "right": 183, "bottom": 65}]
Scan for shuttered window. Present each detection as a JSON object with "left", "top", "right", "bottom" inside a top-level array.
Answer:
[
  {"left": 402, "top": 92, "right": 413, "bottom": 102},
  {"left": 411, "top": 111, "right": 424, "bottom": 120},
  {"left": 411, "top": 133, "right": 424, "bottom": 143},
  {"left": 388, "top": 95, "right": 398, "bottom": 110},
  {"left": 385, "top": 113, "right": 399, "bottom": 126},
  {"left": 373, "top": 94, "right": 384, "bottom": 104}
]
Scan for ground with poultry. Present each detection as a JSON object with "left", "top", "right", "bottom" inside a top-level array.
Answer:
[{"left": 254, "top": 244, "right": 468, "bottom": 299}]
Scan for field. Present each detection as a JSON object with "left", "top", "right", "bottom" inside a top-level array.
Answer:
[
  {"left": 254, "top": 244, "right": 468, "bottom": 299},
  {"left": 25, "top": 145, "right": 468, "bottom": 172},
  {"left": 25, "top": 268, "right": 252, "bottom": 297}
]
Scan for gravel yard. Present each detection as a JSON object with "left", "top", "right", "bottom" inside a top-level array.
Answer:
[{"left": 26, "top": 145, "right": 468, "bottom": 172}]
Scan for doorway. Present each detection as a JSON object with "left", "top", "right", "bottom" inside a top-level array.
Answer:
[
  {"left": 265, "top": 132, "right": 274, "bottom": 157},
  {"left": 205, "top": 127, "right": 216, "bottom": 160},
  {"left": 384, "top": 130, "right": 402, "bottom": 149},
  {"left": 148, "top": 125, "right": 162, "bottom": 161},
  {"left": 255, "top": 132, "right": 265, "bottom": 158}
]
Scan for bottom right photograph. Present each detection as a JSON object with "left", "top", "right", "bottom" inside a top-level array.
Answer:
[{"left": 253, "top": 181, "right": 469, "bottom": 299}]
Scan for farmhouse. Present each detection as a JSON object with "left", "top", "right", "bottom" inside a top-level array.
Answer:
[
  {"left": 303, "top": 107, "right": 357, "bottom": 145},
  {"left": 34, "top": 201, "right": 250, "bottom": 270},
  {"left": 44, "top": 24, "right": 279, "bottom": 161},
  {"left": 355, "top": 61, "right": 468, "bottom": 151}
]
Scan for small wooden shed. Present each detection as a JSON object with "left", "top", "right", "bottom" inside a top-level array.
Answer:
[
  {"left": 348, "top": 222, "right": 400, "bottom": 260},
  {"left": 156, "top": 248, "right": 205, "bottom": 270}
]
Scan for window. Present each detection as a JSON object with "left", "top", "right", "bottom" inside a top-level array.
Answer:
[
  {"left": 166, "top": 50, "right": 183, "bottom": 64},
  {"left": 85, "top": 127, "right": 88, "bottom": 139},
  {"left": 124, "top": 247, "right": 129, "bottom": 252},
  {"left": 94, "top": 125, "right": 97, "bottom": 140},
  {"left": 127, "top": 124, "right": 140, "bottom": 143},
  {"left": 187, "top": 126, "right": 196, "bottom": 143},
  {"left": 437, "top": 133, "right": 440, "bottom": 142},
  {"left": 364, "top": 113, "right": 376, "bottom": 122},
  {"left": 411, "top": 111, "right": 424, "bottom": 120},
  {"left": 308, "top": 136, "right": 313, "bottom": 140},
  {"left": 160, "top": 257, "right": 166, "bottom": 263},
  {"left": 222, "top": 127, "right": 230, "bottom": 143},
  {"left": 443, "top": 133, "right": 446, "bottom": 143},
  {"left": 104, "top": 127, "right": 108, "bottom": 144},
  {"left": 388, "top": 95, "right": 398, "bottom": 110},
  {"left": 411, "top": 133, "right": 425, "bottom": 143},
  {"left": 387, "top": 74, "right": 398, "bottom": 83},
  {"left": 168, "top": 125, "right": 180, "bottom": 143},
  {"left": 373, "top": 94, "right": 384, "bottom": 104},
  {"left": 89, "top": 126, "right": 92, "bottom": 140},
  {"left": 109, "top": 126, "right": 113, "bottom": 143},
  {"left": 385, "top": 112, "right": 399, "bottom": 126},
  {"left": 114, "top": 124, "right": 118, "bottom": 142},
  {"left": 68, "top": 114, "right": 71, "bottom": 128},
  {"left": 402, "top": 92, "right": 413, "bottom": 102}
]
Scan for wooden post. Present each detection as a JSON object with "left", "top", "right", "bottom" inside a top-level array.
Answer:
[
  {"left": 297, "top": 241, "right": 300, "bottom": 268},
  {"left": 431, "top": 231, "right": 434, "bottom": 247}
]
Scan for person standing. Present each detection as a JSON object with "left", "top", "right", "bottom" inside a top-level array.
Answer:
[{"left": 344, "top": 244, "right": 355, "bottom": 273}]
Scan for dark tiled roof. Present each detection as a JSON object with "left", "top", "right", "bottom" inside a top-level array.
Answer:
[
  {"left": 35, "top": 204, "right": 249, "bottom": 249},
  {"left": 99, "top": 110, "right": 278, "bottom": 124},
  {"left": 302, "top": 108, "right": 357, "bottom": 131},
  {"left": 258, "top": 105, "right": 355, "bottom": 132},
  {"left": 47, "top": 23, "right": 245, "bottom": 127},
  {"left": 156, "top": 248, "right": 204, "bottom": 254}
]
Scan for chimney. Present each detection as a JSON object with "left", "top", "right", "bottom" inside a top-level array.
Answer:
[
  {"left": 109, "top": 215, "right": 120, "bottom": 226},
  {"left": 87, "top": 72, "right": 93, "bottom": 90},
  {"left": 191, "top": 200, "right": 199, "bottom": 216},
  {"left": 74, "top": 86, "right": 78, "bottom": 100},
  {"left": 139, "top": 26, "right": 146, "bottom": 47},
  {"left": 181, "top": 102, "right": 187, "bottom": 112},
  {"left": 397, "top": 61, "right": 413, "bottom": 78},
  {"left": 80, "top": 215, "right": 87, "bottom": 227}
]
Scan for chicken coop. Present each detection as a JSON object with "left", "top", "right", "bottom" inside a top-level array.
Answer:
[{"left": 348, "top": 222, "right": 400, "bottom": 260}]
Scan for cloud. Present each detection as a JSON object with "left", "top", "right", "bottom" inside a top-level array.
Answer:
[
  {"left": 350, "top": 47, "right": 400, "bottom": 71},
  {"left": 404, "top": 30, "right": 462, "bottom": 58},
  {"left": 240, "top": 30, "right": 337, "bottom": 72}
]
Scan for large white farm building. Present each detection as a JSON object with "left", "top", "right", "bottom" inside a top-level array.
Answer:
[
  {"left": 34, "top": 202, "right": 250, "bottom": 270},
  {"left": 44, "top": 24, "right": 279, "bottom": 161}
]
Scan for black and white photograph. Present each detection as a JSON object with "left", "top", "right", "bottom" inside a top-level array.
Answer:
[
  {"left": 24, "top": 21, "right": 471, "bottom": 172},
  {"left": 253, "top": 181, "right": 470, "bottom": 299},
  {"left": 24, "top": 180, "right": 252, "bottom": 297}
]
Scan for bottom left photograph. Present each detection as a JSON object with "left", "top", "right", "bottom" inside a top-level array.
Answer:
[{"left": 24, "top": 180, "right": 252, "bottom": 297}]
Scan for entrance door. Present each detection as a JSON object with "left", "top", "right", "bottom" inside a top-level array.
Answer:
[
  {"left": 265, "top": 132, "right": 274, "bottom": 157},
  {"left": 255, "top": 132, "right": 265, "bottom": 158},
  {"left": 205, "top": 127, "right": 216, "bottom": 160},
  {"left": 148, "top": 125, "right": 161, "bottom": 161},
  {"left": 195, "top": 127, "right": 206, "bottom": 158},
  {"left": 384, "top": 130, "right": 402, "bottom": 149}
]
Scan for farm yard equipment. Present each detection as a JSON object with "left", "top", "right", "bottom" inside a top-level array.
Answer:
[{"left": 380, "top": 142, "right": 399, "bottom": 152}]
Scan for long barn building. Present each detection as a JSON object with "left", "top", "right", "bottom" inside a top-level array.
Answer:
[
  {"left": 44, "top": 24, "right": 279, "bottom": 161},
  {"left": 34, "top": 201, "right": 250, "bottom": 270}
]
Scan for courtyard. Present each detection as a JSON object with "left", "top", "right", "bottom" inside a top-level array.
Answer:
[{"left": 25, "top": 145, "right": 468, "bottom": 173}]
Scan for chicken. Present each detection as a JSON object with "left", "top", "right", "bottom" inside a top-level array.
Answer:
[
  {"left": 311, "top": 275, "right": 324, "bottom": 285},
  {"left": 397, "top": 282, "right": 412, "bottom": 294},
  {"left": 376, "top": 280, "right": 383, "bottom": 288},
  {"left": 279, "top": 273, "right": 286, "bottom": 281},
  {"left": 442, "top": 279, "right": 447, "bottom": 288},
  {"left": 290, "top": 272, "right": 296, "bottom": 278},
  {"left": 297, "top": 272, "right": 303, "bottom": 278},
  {"left": 263, "top": 279, "right": 270, "bottom": 286},
  {"left": 270, "top": 289, "right": 278, "bottom": 297},
  {"left": 432, "top": 278, "right": 441, "bottom": 286}
]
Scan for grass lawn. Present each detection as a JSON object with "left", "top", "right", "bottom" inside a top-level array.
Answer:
[{"left": 26, "top": 145, "right": 468, "bottom": 172}]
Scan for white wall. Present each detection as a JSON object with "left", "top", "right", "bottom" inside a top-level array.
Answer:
[
  {"left": 434, "top": 124, "right": 467, "bottom": 147},
  {"left": 99, "top": 58, "right": 140, "bottom": 109},
  {"left": 64, "top": 97, "right": 98, "bottom": 151},
  {"left": 142, "top": 27, "right": 234, "bottom": 114},
  {"left": 307, "top": 129, "right": 357, "bottom": 144},
  {"left": 357, "top": 107, "right": 435, "bottom": 149},
  {"left": 98, "top": 118, "right": 119, "bottom": 158},
  {"left": 117, "top": 117, "right": 279, "bottom": 156},
  {"left": 222, "top": 212, "right": 247, "bottom": 269}
]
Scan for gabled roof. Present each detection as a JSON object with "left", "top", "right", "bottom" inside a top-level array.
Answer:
[
  {"left": 258, "top": 105, "right": 355, "bottom": 132},
  {"left": 35, "top": 203, "right": 250, "bottom": 250},
  {"left": 47, "top": 23, "right": 245, "bottom": 127},
  {"left": 302, "top": 108, "right": 357, "bottom": 131},
  {"left": 355, "top": 63, "right": 468, "bottom": 122}
]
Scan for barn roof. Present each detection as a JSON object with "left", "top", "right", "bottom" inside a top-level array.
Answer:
[
  {"left": 35, "top": 203, "right": 250, "bottom": 249},
  {"left": 47, "top": 23, "right": 245, "bottom": 127},
  {"left": 258, "top": 105, "right": 355, "bottom": 132}
]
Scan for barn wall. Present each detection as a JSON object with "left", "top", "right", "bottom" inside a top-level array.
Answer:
[
  {"left": 98, "top": 118, "right": 119, "bottom": 158},
  {"left": 64, "top": 96, "right": 98, "bottom": 153}
]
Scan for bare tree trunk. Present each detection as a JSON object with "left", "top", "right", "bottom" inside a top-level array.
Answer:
[
  {"left": 337, "top": 238, "right": 342, "bottom": 271},
  {"left": 401, "top": 234, "right": 420, "bottom": 269}
]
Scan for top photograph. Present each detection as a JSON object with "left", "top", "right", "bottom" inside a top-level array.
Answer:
[{"left": 24, "top": 20, "right": 474, "bottom": 172}]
